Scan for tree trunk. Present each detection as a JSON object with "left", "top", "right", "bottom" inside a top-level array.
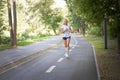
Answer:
[
  {"left": 83, "top": 26, "right": 85, "bottom": 36},
  {"left": 81, "top": 26, "right": 85, "bottom": 36},
  {"left": 117, "top": 14, "right": 120, "bottom": 54},
  {"left": 7, "top": 0, "right": 14, "bottom": 46},
  {"left": 13, "top": 0, "right": 17, "bottom": 47},
  {"left": 53, "top": 29, "right": 57, "bottom": 35},
  {"left": 117, "top": 34, "right": 120, "bottom": 54},
  {"left": 117, "top": 16, "right": 120, "bottom": 54},
  {"left": 117, "top": 0, "right": 120, "bottom": 54}
]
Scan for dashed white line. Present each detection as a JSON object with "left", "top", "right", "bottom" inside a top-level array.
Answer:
[
  {"left": 45, "top": 65, "right": 56, "bottom": 73},
  {"left": 57, "top": 57, "right": 64, "bottom": 62},
  {"left": 45, "top": 35, "right": 77, "bottom": 74}
]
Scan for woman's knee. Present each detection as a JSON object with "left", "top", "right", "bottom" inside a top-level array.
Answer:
[
  {"left": 65, "top": 45, "right": 67, "bottom": 47},
  {"left": 64, "top": 42, "right": 67, "bottom": 47}
]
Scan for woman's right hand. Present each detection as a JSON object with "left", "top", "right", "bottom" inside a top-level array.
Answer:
[{"left": 65, "top": 28, "right": 68, "bottom": 32}]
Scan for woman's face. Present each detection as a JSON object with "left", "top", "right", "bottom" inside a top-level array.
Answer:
[{"left": 63, "top": 19, "right": 68, "bottom": 25}]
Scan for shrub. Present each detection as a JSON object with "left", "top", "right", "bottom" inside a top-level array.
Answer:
[
  {"left": 87, "top": 27, "right": 101, "bottom": 36},
  {"left": 0, "top": 36, "right": 10, "bottom": 44}
]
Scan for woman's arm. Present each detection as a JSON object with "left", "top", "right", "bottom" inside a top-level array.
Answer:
[
  {"left": 69, "top": 27, "right": 73, "bottom": 33},
  {"left": 61, "top": 28, "right": 67, "bottom": 33}
]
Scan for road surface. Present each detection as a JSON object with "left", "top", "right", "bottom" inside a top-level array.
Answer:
[{"left": 0, "top": 34, "right": 100, "bottom": 80}]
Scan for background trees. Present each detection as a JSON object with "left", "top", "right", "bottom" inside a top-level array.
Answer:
[
  {"left": 1, "top": 0, "right": 119, "bottom": 53},
  {"left": 48, "top": 8, "right": 62, "bottom": 35},
  {"left": 0, "top": 0, "right": 63, "bottom": 48},
  {"left": 65, "top": 0, "right": 120, "bottom": 53},
  {"left": 30, "top": 0, "right": 62, "bottom": 35},
  {"left": 7, "top": 0, "right": 17, "bottom": 47},
  {"left": 0, "top": 0, "right": 5, "bottom": 35},
  {"left": 0, "top": 0, "right": 8, "bottom": 44}
]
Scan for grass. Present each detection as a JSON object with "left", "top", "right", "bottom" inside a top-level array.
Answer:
[
  {"left": 0, "top": 44, "right": 11, "bottom": 51},
  {"left": 0, "top": 35, "right": 52, "bottom": 51},
  {"left": 17, "top": 36, "right": 52, "bottom": 46},
  {"left": 84, "top": 35, "right": 120, "bottom": 80}
]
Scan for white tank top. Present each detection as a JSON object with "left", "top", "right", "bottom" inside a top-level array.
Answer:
[{"left": 61, "top": 25, "right": 71, "bottom": 37}]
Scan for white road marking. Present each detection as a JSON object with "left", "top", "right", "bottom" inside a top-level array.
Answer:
[
  {"left": 45, "top": 65, "right": 56, "bottom": 73},
  {"left": 92, "top": 45, "right": 101, "bottom": 80},
  {"left": 57, "top": 58, "right": 64, "bottom": 62},
  {"left": 45, "top": 35, "right": 77, "bottom": 74},
  {"left": 72, "top": 34, "right": 78, "bottom": 45}
]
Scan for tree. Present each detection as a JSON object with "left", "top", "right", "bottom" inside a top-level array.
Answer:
[
  {"left": 7, "top": 0, "right": 17, "bottom": 47},
  {"left": 65, "top": 0, "right": 87, "bottom": 36},
  {"left": 30, "top": 0, "right": 62, "bottom": 35},
  {"left": 13, "top": 0, "right": 17, "bottom": 47},
  {"left": 117, "top": 0, "right": 120, "bottom": 53},
  {"left": 31, "top": 0, "right": 54, "bottom": 28},
  {"left": 0, "top": 0, "right": 6, "bottom": 44},
  {"left": 7, "top": 0, "right": 13, "bottom": 46},
  {"left": 0, "top": 0, "right": 4, "bottom": 32},
  {"left": 49, "top": 8, "right": 62, "bottom": 35},
  {"left": 66, "top": 0, "right": 120, "bottom": 53}
]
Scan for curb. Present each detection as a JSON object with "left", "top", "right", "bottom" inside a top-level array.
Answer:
[
  {"left": 81, "top": 35, "right": 101, "bottom": 80},
  {"left": 92, "top": 45, "right": 101, "bottom": 80}
]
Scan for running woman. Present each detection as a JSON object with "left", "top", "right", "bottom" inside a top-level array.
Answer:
[{"left": 61, "top": 19, "right": 72, "bottom": 57}]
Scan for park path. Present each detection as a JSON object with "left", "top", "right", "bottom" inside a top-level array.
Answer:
[{"left": 0, "top": 34, "right": 100, "bottom": 80}]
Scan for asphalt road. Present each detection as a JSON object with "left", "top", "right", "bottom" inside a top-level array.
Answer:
[{"left": 0, "top": 34, "right": 100, "bottom": 80}]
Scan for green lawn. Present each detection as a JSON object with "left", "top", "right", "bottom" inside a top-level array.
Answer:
[
  {"left": 0, "top": 44, "right": 11, "bottom": 51},
  {"left": 0, "top": 35, "right": 52, "bottom": 51},
  {"left": 17, "top": 36, "right": 52, "bottom": 46},
  {"left": 83, "top": 35, "right": 120, "bottom": 80}
]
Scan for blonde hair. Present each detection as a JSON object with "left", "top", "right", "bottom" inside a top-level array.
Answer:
[{"left": 63, "top": 19, "right": 68, "bottom": 25}]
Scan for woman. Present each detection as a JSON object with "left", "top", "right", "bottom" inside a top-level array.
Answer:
[{"left": 61, "top": 19, "right": 72, "bottom": 57}]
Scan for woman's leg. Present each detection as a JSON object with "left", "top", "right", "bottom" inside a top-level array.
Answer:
[
  {"left": 64, "top": 39, "right": 69, "bottom": 57},
  {"left": 66, "top": 38, "right": 71, "bottom": 54},
  {"left": 64, "top": 40, "right": 67, "bottom": 50}
]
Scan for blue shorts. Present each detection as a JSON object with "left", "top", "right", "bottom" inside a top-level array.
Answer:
[{"left": 62, "top": 36, "right": 71, "bottom": 40}]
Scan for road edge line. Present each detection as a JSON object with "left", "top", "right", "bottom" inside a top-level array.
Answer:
[
  {"left": 71, "top": 34, "right": 78, "bottom": 45},
  {"left": 92, "top": 45, "right": 101, "bottom": 80}
]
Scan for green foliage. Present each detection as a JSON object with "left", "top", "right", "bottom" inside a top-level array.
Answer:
[
  {"left": 0, "top": 0, "right": 63, "bottom": 47},
  {"left": 0, "top": 0, "right": 6, "bottom": 34},
  {"left": 31, "top": 0, "right": 54, "bottom": 26},
  {"left": 0, "top": 44, "right": 11, "bottom": 50},
  {"left": 17, "top": 34, "right": 52, "bottom": 46},
  {"left": 48, "top": 8, "right": 62, "bottom": 34},
  {"left": 0, "top": 36, "right": 11, "bottom": 44},
  {"left": 37, "top": 32, "right": 51, "bottom": 37},
  {"left": 87, "top": 27, "right": 101, "bottom": 36},
  {"left": 108, "top": 25, "right": 117, "bottom": 38},
  {"left": 30, "top": 0, "right": 62, "bottom": 34},
  {"left": 0, "top": 0, "right": 8, "bottom": 44},
  {"left": 73, "top": 0, "right": 104, "bottom": 24},
  {"left": 65, "top": 0, "right": 87, "bottom": 35},
  {"left": 0, "top": 34, "right": 52, "bottom": 50},
  {"left": 21, "top": 32, "right": 30, "bottom": 40},
  {"left": 66, "top": 0, "right": 120, "bottom": 36}
]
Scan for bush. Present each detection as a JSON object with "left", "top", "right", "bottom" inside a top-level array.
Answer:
[
  {"left": 37, "top": 32, "right": 51, "bottom": 37},
  {"left": 0, "top": 36, "right": 10, "bottom": 44},
  {"left": 18, "top": 32, "right": 30, "bottom": 41},
  {"left": 87, "top": 27, "right": 101, "bottom": 36}
]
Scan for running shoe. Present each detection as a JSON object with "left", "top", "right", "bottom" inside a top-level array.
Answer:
[{"left": 65, "top": 53, "right": 69, "bottom": 57}]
